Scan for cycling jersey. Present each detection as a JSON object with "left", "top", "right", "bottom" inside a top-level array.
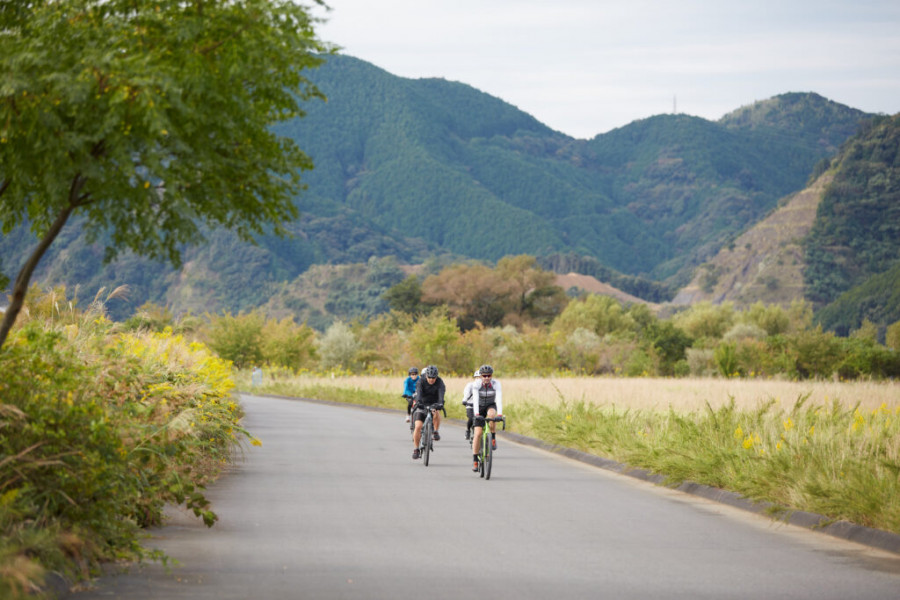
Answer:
[
  {"left": 402, "top": 375, "right": 418, "bottom": 397},
  {"left": 414, "top": 376, "right": 445, "bottom": 407},
  {"left": 472, "top": 379, "right": 502, "bottom": 416}
]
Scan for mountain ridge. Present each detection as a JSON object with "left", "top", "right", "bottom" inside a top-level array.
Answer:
[{"left": 0, "top": 54, "right": 881, "bottom": 325}]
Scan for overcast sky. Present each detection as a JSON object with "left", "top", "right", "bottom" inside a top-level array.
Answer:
[{"left": 311, "top": 0, "right": 900, "bottom": 139}]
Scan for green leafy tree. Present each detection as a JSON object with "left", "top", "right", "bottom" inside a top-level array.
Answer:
[
  {"left": 318, "top": 321, "right": 360, "bottom": 371},
  {"left": 0, "top": 0, "right": 329, "bottom": 349},
  {"left": 886, "top": 320, "right": 900, "bottom": 351},
  {"left": 261, "top": 317, "right": 317, "bottom": 370},
  {"left": 648, "top": 320, "right": 693, "bottom": 376},
  {"left": 788, "top": 326, "right": 842, "bottom": 380},
  {"left": 550, "top": 294, "right": 634, "bottom": 339},
  {"left": 383, "top": 275, "right": 430, "bottom": 315},
  {"left": 203, "top": 311, "right": 265, "bottom": 369},
  {"left": 422, "top": 263, "right": 512, "bottom": 329},
  {"left": 494, "top": 255, "right": 568, "bottom": 325},
  {"left": 672, "top": 301, "right": 736, "bottom": 344},
  {"left": 406, "top": 308, "right": 472, "bottom": 374}
]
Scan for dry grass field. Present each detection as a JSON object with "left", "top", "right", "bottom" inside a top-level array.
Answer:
[{"left": 263, "top": 373, "right": 900, "bottom": 413}]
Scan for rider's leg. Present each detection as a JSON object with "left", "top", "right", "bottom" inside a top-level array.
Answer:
[
  {"left": 472, "top": 425, "right": 483, "bottom": 455},
  {"left": 487, "top": 407, "right": 498, "bottom": 447},
  {"left": 433, "top": 410, "right": 441, "bottom": 433},
  {"left": 471, "top": 423, "right": 483, "bottom": 471},
  {"left": 413, "top": 418, "right": 424, "bottom": 448}
]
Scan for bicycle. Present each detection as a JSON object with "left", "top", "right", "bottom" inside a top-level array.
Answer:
[
  {"left": 416, "top": 403, "right": 445, "bottom": 467},
  {"left": 475, "top": 415, "right": 505, "bottom": 480}
]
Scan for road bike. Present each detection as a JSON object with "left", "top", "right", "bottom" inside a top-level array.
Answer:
[
  {"left": 417, "top": 404, "right": 445, "bottom": 467},
  {"left": 475, "top": 416, "right": 505, "bottom": 480}
]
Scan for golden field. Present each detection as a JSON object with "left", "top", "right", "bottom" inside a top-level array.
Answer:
[{"left": 264, "top": 374, "right": 900, "bottom": 412}]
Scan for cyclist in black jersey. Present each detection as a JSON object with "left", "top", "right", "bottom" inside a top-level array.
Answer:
[{"left": 411, "top": 365, "right": 445, "bottom": 459}]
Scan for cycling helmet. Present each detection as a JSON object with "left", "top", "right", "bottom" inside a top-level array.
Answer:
[
  {"left": 474, "top": 370, "right": 481, "bottom": 378},
  {"left": 479, "top": 364, "right": 494, "bottom": 376},
  {"left": 408, "top": 367, "right": 418, "bottom": 375},
  {"left": 423, "top": 365, "right": 438, "bottom": 378}
]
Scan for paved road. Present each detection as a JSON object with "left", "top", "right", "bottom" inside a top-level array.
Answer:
[{"left": 70, "top": 394, "right": 900, "bottom": 599}]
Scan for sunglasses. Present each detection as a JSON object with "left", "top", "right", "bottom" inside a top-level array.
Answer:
[{"left": 481, "top": 374, "right": 492, "bottom": 378}]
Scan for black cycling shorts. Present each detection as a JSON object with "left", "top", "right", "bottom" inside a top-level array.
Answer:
[
  {"left": 473, "top": 403, "right": 497, "bottom": 427},
  {"left": 413, "top": 404, "right": 439, "bottom": 423}
]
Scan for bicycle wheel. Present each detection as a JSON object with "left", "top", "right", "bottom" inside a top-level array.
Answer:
[
  {"left": 484, "top": 435, "right": 493, "bottom": 480},
  {"left": 479, "top": 434, "right": 486, "bottom": 478},
  {"left": 423, "top": 417, "right": 432, "bottom": 466}
]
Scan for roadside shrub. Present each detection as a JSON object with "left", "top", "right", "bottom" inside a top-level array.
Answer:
[{"left": 1, "top": 313, "right": 243, "bottom": 597}]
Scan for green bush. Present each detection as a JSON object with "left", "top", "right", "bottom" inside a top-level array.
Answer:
[{"left": 1, "top": 315, "right": 244, "bottom": 598}]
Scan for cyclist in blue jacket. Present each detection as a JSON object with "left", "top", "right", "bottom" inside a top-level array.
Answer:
[{"left": 402, "top": 366, "right": 419, "bottom": 423}]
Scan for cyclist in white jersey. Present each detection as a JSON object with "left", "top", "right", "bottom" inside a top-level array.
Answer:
[{"left": 471, "top": 364, "right": 503, "bottom": 471}]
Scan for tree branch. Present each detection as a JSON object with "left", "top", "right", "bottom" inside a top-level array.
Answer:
[{"left": 0, "top": 175, "right": 85, "bottom": 350}]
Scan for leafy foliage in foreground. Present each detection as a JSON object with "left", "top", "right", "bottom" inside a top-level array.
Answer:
[{"left": 0, "top": 291, "right": 246, "bottom": 598}]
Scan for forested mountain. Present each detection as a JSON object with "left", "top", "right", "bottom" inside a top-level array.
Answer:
[
  {"left": 0, "top": 54, "right": 877, "bottom": 323},
  {"left": 667, "top": 113, "right": 900, "bottom": 338},
  {"left": 803, "top": 114, "right": 900, "bottom": 334},
  {"left": 284, "top": 57, "right": 869, "bottom": 283}
]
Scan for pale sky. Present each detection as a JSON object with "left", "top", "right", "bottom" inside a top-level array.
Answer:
[{"left": 310, "top": 0, "right": 900, "bottom": 139}]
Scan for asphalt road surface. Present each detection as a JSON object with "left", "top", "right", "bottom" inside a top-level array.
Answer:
[{"left": 69, "top": 394, "right": 900, "bottom": 599}]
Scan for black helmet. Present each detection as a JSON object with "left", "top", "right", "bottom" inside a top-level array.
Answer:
[
  {"left": 423, "top": 365, "right": 439, "bottom": 378},
  {"left": 408, "top": 367, "right": 418, "bottom": 375},
  {"left": 479, "top": 364, "right": 494, "bottom": 376}
]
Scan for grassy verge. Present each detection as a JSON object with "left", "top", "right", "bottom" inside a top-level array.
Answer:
[
  {"left": 245, "top": 374, "right": 900, "bottom": 535},
  {"left": 1, "top": 311, "right": 250, "bottom": 599}
]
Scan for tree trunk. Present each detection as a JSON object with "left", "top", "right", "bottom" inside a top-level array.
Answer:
[{"left": 0, "top": 203, "right": 76, "bottom": 350}]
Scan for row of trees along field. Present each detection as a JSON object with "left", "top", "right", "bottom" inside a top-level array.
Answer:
[{"left": 114, "top": 256, "right": 900, "bottom": 381}]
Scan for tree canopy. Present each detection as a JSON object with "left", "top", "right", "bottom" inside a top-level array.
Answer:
[{"left": 0, "top": 0, "right": 330, "bottom": 347}]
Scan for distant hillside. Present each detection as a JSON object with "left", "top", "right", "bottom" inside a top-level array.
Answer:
[
  {"left": 280, "top": 56, "right": 871, "bottom": 284},
  {"left": 671, "top": 173, "right": 832, "bottom": 306},
  {"left": 0, "top": 55, "right": 875, "bottom": 322},
  {"left": 803, "top": 114, "right": 900, "bottom": 305},
  {"left": 555, "top": 272, "right": 659, "bottom": 309},
  {"left": 672, "top": 112, "right": 900, "bottom": 336},
  {"left": 814, "top": 262, "right": 900, "bottom": 336},
  {"left": 804, "top": 114, "right": 900, "bottom": 334}
]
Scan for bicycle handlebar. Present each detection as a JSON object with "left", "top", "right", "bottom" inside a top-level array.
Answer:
[
  {"left": 412, "top": 402, "right": 446, "bottom": 416},
  {"left": 482, "top": 415, "right": 506, "bottom": 430}
]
